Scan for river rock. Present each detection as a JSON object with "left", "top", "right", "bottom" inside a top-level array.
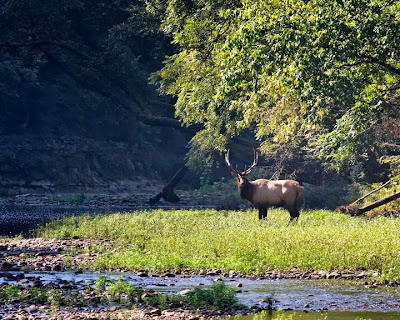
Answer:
[
  {"left": 162, "top": 272, "right": 176, "bottom": 277},
  {"left": 51, "top": 264, "right": 62, "bottom": 271},
  {"left": 137, "top": 272, "right": 148, "bottom": 277},
  {"left": 318, "top": 271, "right": 327, "bottom": 278},
  {"left": 228, "top": 270, "right": 237, "bottom": 278},
  {"left": 32, "top": 280, "right": 43, "bottom": 288},
  {"left": 327, "top": 271, "right": 340, "bottom": 279},
  {"left": 1, "top": 261, "right": 14, "bottom": 270},
  {"left": 14, "top": 272, "right": 25, "bottom": 280},
  {"left": 144, "top": 308, "right": 161, "bottom": 316},
  {"left": 178, "top": 289, "right": 193, "bottom": 296}
]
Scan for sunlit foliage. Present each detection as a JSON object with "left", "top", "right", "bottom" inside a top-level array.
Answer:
[{"left": 147, "top": 0, "right": 400, "bottom": 171}]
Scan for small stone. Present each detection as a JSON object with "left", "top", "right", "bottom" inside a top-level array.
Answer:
[
  {"left": 236, "top": 283, "right": 243, "bottom": 288},
  {"left": 51, "top": 265, "right": 62, "bottom": 272},
  {"left": 1, "top": 262, "right": 14, "bottom": 270},
  {"left": 327, "top": 271, "right": 340, "bottom": 279},
  {"left": 32, "top": 280, "right": 43, "bottom": 288},
  {"left": 178, "top": 289, "right": 193, "bottom": 296},
  {"left": 250, "top": 305, "right": 261, "bottom": 311},
  {"left": 15, "top": 273, "right": 25, "bottom": 280},
  {"left": 145, "top": 308, "right": 161, "bottom": 316},
  {"left": 154, "top": 283, "right": 168, "bottom": 287},
  {"left": 162, "top": 272, "right": 176, "bottom": 277},
  {"left": 228, "top": 270, "right": 237, "bottom": 277},
  {"left": 137, "top": 272, "right": 148, "bottom": 277}
]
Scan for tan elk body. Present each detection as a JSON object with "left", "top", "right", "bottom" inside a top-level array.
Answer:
[{"left": 225, "top": 150, "right": 304, "bottom": 221}]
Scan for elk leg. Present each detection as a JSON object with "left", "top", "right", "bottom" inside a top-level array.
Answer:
[
  {"left": 288, "top": 207, "right": 300, "bottom": 222},
  {"left": 258, "top": 207, "right": 268, "bottom": 220}
]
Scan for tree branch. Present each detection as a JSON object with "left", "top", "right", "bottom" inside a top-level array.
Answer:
[
  {"left": 341, "top": 56, "right": 400, "bottom": 77},
  {"left": 360, "top": 54, "right": 400, "bottom": 76}
]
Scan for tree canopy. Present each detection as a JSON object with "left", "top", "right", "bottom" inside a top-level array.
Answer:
[{"left": 148, "top": 0, "right": 400, "bottom": 176}]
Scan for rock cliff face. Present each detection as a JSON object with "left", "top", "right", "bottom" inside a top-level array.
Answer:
[
  {"left": 0, "top": 1, "right": 193, "bottom": 194},
  {"left": 0, "top": 133, "right": 188, "bottom": 195}
]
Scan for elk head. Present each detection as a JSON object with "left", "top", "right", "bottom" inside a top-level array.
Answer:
[{"left": 225, "top": 149, "right": 258, "bottom": 186}]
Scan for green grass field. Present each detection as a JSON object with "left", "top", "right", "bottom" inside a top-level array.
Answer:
[{"left": 37, "top": 209, "right": 400, "bottom": 281}]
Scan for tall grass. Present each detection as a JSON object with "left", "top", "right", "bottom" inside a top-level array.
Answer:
[{"left": 37, "top": 209, "right": 400, "bottom": 280}]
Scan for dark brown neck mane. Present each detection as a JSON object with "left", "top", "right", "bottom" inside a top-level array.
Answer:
[{"left": 238, "top": 178, "right": 255, "bottom": 202}]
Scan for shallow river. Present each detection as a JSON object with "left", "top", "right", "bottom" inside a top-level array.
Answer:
[
  {"left": 1, "top": 205, "right": 400, "bottom": 319},
  {"left": 3, "top": 271, "right": 399, "bottom": 319}
]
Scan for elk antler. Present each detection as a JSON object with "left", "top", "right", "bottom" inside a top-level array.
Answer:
[
  {"left": 244, "top": 148, "right": 258, "bottom": 175},
  {"left": 225, "top": 150, "right": 240, "bottom": 175}
]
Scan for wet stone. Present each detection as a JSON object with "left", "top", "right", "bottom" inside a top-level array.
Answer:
[
  {"left": 1, "top": 262, "right": 14, "bottom": 270},
  {"left": 162, "top": 272, "right": 176, "bottom": 277},
  {"left": 145, "top": 308, "right": 162, "bottom": 316},
  {"left": 178, "top": 289, "right": 194, "bottom": 296},
  {"left": 51, "top": 264, "right": 62, "bottom": 271},
  {"left": 32, "top": 280, "right": 43, "bottom": 288},
  {"left": 137, "top": 272, "right": 148, "bottom": 277},
  {"left": 327, "top": 271, "right": 340, "bottom": 279}
]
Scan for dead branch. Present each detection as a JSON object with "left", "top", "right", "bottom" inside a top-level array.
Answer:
[{"left": 350, "top": 180, "right": 392, "bottom": 206}]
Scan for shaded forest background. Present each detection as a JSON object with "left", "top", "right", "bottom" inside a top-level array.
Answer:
[
  {"left": 0, "top": 0, "right": 194, "bottom": 194},
  {"left": 0, "top": 0, "right": 399, "bottom": 196}
]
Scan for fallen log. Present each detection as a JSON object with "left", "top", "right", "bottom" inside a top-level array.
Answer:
[
  {"left": 337, "top": 190, "right": 400, "bottom": 216},
  {"left": 148, "top": 165, "right": 188, "bottom": 204}
]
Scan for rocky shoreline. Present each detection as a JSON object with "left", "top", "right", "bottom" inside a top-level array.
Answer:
[
  {"left": 0, "top": 237, "right": 391, "bottom": 284},
  {"left": 0, "top": 236, "right": 399, "bottom": 319}
]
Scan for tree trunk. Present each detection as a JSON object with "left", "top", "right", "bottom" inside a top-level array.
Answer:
[
  {"left": 148, "top": 165, "right": 188, "bottom": 204},
  {"left": 355, "top": 191, "right": 400, "bottom": 215},
  {"left": 337, "top": 190, "right": 400, "bottom": 216}
]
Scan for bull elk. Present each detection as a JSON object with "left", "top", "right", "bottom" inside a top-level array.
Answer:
[{"left": 225, "top": 150, "right": 304, "bottom": 221}]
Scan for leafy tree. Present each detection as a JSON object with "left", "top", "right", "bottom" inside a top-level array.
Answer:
[{"left": 148, "top": 0, "right": 400, "bottom": 177}]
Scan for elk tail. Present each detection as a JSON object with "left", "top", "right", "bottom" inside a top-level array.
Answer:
[{"left": 296, "top": 183, "right": 305, "bottom": 202}]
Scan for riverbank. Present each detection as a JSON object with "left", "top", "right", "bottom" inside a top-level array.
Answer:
[
  {"left": 35, "top": 209, "right": 400, "bottom": 282},
  {"left": 0, "top": 237, "right": 385, "bottom": 283},
  {"left": 2, "top": 208, "right": 400, "bottom": 283},
  {"left": 1, "top": 208, "right": 400, "bottom": 319}
]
